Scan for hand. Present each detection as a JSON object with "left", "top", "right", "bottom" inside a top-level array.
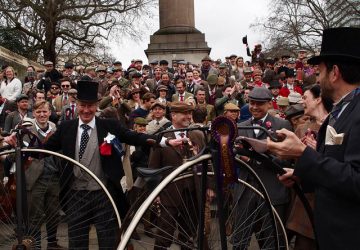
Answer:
[
  {"left": 278, "top": 168, "right": 300, "bottom": 188},
  {"left": 266, "top": 129, "right": 306, "bottom": 159},
  {"left": 168, "top": 138, "right": 185, "bottom": 147},
  {"left": 301, "top": 134, "right": 317, "bottom": 149},
  {"left": 109, "top": 85, "right": 121, "bottom": 99},
  {"left": 4, "top": 133, "right": 17, "bottom": 147},
  {"left": 206, "top": 189, "right": 216, "bottom": 202}
]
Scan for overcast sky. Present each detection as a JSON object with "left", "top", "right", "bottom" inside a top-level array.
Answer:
[{"left": 109, "top": 0, "right": 270, "bottom": 67}]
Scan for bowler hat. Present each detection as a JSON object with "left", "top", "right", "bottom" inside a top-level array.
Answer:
[
  {"left": 170, "top": 101, "right": 194, "bottom": 113},
  {"left": 308, "top": 27, "right": 360, "bottom": 65},
  {"left": 76, "top": 80, "right": 99, "bottom": 103},
  {"left": 248, "top": 87, "right": 272, "bottom": 102}
]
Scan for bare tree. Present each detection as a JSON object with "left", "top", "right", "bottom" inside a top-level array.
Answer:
[
  {"left": 252, "top": 0, "right": 360, "bottom": 57},
  {"left": 0, "top": 0, "right": 156, "bottom": 63}
]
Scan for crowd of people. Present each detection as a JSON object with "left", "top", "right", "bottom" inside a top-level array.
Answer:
[{"left": 0, "top": 26, "right": 359, "bottom": 250}]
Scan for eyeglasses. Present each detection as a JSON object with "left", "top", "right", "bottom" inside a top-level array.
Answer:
[
  {"left": 61, "top": 85, "right": 70, "bottom": 88},
  {"left": 51, "top": 87, "right": 59, "bottom": 90}
]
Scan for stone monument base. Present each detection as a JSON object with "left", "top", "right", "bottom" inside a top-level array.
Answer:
[{"left": 145, "top": 32, "right": 211, "bottom": 66}]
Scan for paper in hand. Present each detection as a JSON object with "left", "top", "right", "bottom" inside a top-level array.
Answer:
[{"left": 325, "top": 125, "right": 344, "bottom": 145}]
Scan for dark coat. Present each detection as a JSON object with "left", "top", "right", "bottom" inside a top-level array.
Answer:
[
  {"left": 44, "top": 117, "right": 153, "bottom": 217},
  {"left": 0, "top": 100, "right": 16, "bottom": 129},
  {"left": 294, "top": 93, "right": 360, "bottom": 249},
  {"left": 148, "top": 130, "right": 205, "bottom": 206},
  {"left": 238, "top": 114, "right": 293, "bottom": 205}
]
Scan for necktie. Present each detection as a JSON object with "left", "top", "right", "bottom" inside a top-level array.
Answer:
[
  {"left": 71, "top": 104, "right": 75, "bottom": 119},
  {"left": 79, "top": 124, "right": 91, "bottom": 160},
  {"left": 180, "top": 95, "right": 184, "bottom": 102},
  {"left": 63, "top": 95, "right": 68, "bottom": 105},
  {"left": 328, "top": 87, "right": 360, "bottom": 126}
]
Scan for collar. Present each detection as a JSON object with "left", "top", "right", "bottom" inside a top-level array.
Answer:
[
  {"left": 34, "top": 120, "right": 53, "bottom": 136},
  {"left": 252, "top": 113, "right": 268, "bottom": 123},
  {"left": 79, "top": 116, "right": 96, "bottom": 129}
]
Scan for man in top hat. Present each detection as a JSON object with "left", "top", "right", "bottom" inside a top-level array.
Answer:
[
  {"left": 41, "top": 80, "right": 171, "bottom": 249},
  {"left": 148, "top": 101, "right": 206, "bottom": 249},
  {"left": 232, "top": 87, "right": 292, "bottom": 249},
  {"left": 59, "top": 88, "right": 78, "bottom": 123},
  {"left": 268, "top": 80, "right": 282, "bottom": 110},
  {"left": 279, "top": 70, "right": 303, "bottom": 97},
  {"left": 268, "top": 27, "right": 360, "bottom": 249}
]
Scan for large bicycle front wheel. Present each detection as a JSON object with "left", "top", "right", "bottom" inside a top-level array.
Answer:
[
  {"left": 118, "top": 154, "right": 287, "bottom": 250},
  {"left": 0, "top": 148, "right": 121, "bottom": 249}
]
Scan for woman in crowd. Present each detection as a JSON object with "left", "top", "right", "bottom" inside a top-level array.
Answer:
[
  {"left": 286, "top": 84, "right": 332, "bottom": 250},
  {"left": 230, "top": 56, "right": 245, "bottom": 82},
  {"left": 0, "top": 66, "right": 22, "bottom": 101}
]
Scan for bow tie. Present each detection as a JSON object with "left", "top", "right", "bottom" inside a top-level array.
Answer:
[{"left": 251, "top": 119, "right": 263, "bottom": 126}]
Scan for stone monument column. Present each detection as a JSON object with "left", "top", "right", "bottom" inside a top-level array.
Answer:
[{"left": 145, "top": 0, "right": 211, "bottom": 65}]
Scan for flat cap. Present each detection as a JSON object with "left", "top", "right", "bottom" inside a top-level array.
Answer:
[
  {"left": 268, "top": 80, "right": 282, "bottom": 89},
  {"left": 151, "top": 101, "right": 166, "bottom": 110},
  {"left": 157, "top": 85, "right": 168, "bottom": 91},
  {"left": 224, "top": 102, "right": 240, "bottom": 111},
  {"left": 248, "top": 87, "right": 272, "bottom": 102},
  {"left": 229, "top": 54, "right": 237, "bottom": 59},
  {"left": 44, "top": 61, "right": 53, "bottom": 66},
  {"left": 96, "top": 65, "right": 107, "bottom": 72},
  {"left": 134, "top": 117, "right": 148, "bottom": 125},
  {"left": 16, "top": 94, "right": 29, "bottom": 102},
  {"left": 253, "top": 69, "right": 263, "bottom": 76},
  {"left": 130, "top": 71, "right": 142, "bottom": 78},
  {"left": 170, "top": 101, "right": 194, "bottom": 113},
  {"left": 178, "top": 60, "right": 186, "bottom": 65},
  {"left": 150, "top": 60, "right": 158, "bottom": 65},
  {"left": 286, "top": 70, "right": 296, "bottom": 78},
  {"left": 202, "top": 55, "right": 212, "bottom": 62},
  {"left": 288, "top": 92, "right": 302, "bottom": 104},
  {"left": 219, "top": 63, "right": 227, "bottom": 69},
  {"left": 277, "top": 96, "right": 289, "bottom": 106},
  {"left": 68, "top": 88, "right": 78, "bottom": 95},
  {"left": 288, "top": 58, "right": 296, "bottom": 64},
  {"left": 134, "top": 59, "right": 143, "bottom": 64},
  {"left": 243, "top": 67, "right": 253, "bottom": 74},
  {"left": 113, "top": 61, "right": 122, "bottom": 65},
  {"left": 285, "top": 104, "right": 304, "bottom": 120},
  {"left": 207, "top": 74, "right": 218, "bottom": 86}
]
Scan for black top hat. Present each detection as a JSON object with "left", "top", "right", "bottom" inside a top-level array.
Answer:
[
  {"left": 309, "top": 27, "right": 360, "bottom": 65},
  {"left": 268, "top": 80, "right": 282, "bottom": 89},
  {"left": 76, "top": 80, "right": 99, "bottom": 103},
  {"left": 242, "top": 35, "right": 248, "bottom": 45}
]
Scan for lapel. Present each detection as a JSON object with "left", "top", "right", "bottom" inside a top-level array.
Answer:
[
  {"left": 317, "top": 116, "right": 329, "bottom": 153},
  {"left": 67, "top": 119, "right": 79, "bottom": 159},
  {"left": 165, "top": 131, "right": 183, "bottom": 157},
  {"left": 95, "top": 118, "right": 107, "bottom": 148},
  {"left": 333, "top": 94, "right": 360, "bottom": 132},
  {"left": 240, "top": 119, "right": 254, "bottom": 138},
  {"left": 256, "top": 115, "right": 272, "bottom": 139}
]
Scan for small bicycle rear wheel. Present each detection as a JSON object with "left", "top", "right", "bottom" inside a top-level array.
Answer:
[{"left": 118, "top": 154, "right": 287, "bottom": 250}]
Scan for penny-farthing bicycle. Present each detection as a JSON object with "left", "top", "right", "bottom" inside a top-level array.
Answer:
[
  {"left": 118, "top": 116, "right": 314, "bottom": 250},
  {"left": 0, "top": 124, "right": 121, "bottom": 249}
]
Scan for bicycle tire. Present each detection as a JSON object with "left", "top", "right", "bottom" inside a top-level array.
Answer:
[
  {"left": 0, "top": 148, "right": 121, "bottom": 249},
  {"left": 118, "top": 154, "right": 288, "bottom": 250}
]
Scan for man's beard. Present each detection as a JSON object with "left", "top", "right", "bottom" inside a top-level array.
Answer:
[{"left": 319, "top": 77, "right": 334, "bottom": 101}]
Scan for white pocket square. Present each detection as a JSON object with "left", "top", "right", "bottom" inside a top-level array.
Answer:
[{"left": 325, "top": 125, "right": 344, "bottom": 145}]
